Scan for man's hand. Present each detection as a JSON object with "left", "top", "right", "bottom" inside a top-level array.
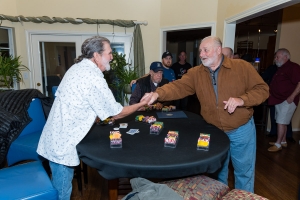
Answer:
[
  {"left": 130, "top": 80, "right": 137, "bottom": 86},
  {"left": 140, "top": 92, "right": 153, "bottom": 105},
  {"left": 141, "top": 92, "right": 159, "bottom": 105},
  {"left": 287, "top": 96, "right": 294, "bottom": 104},
  {"left": 155, "top": 102, "right": 163, "bottom": 110},
  {"left": 223, "top": 97, "right": 244, "bottom": 114}
]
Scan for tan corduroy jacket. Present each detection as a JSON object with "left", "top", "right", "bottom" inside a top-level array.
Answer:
[{"left": 156, "top": 56, "right": 269, "bottom": 132}]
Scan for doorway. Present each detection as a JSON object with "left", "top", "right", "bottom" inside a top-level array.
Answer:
[{"left": 166, "top": 28, "right": 211, "bottom": 67}]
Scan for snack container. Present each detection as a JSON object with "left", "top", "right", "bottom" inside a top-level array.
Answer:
[
  {"left": 150, "top": 122, "right": 164, "bottom": 135},
  {"left": 146, "top": 116, "right": 156, "bottom": 124},
  {"left": 135, "top": 115, "right": 144, "bottom": 122},
  {"left": 162, "top": 107, "right": 170, "bottom": 112},
  {"left": 110, "top": 131, "right": 122, "bottom": 148},
  {"left": 169, "top": 105, "right": 176, "bottom": 110},
  {"left": 142, "top": 116, "right": 149, "bottom": 123},
  {"left": 107, "top": 118, "right": 115, "bottom": 126},
  {"left": 197, "top": 133, "right": 210, "bottom": 151},
  {"left": 164, "top": 131, "right": 179, "bottom": 148}
]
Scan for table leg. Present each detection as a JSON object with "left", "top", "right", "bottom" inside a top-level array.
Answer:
[{"left": 108, "top": 179, "right": 118, "bottom": 200}]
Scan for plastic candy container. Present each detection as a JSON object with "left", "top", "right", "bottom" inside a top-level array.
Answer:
[
  {"left": 150, "top": 121, "right": 164, "bottom": 135},
  {"left": 97, "top": 117, "right": 115, "bottom": 126},
  {"left": 162, "top": 107, "right": 171, "bottom": 112},
  {"left": 135, "top": 115, "right": 145, "bottom": 122},
  {"left": 146, "top": 116, "right": 156, "bottom": 124},
  {"left": 142, "top": 116, "right": 149, "bottom": 123},
  {"left": 110, "top": 131, "right": 122, "bottom": 148},
  {"left": 164, "top": 131, "right": 179, "bottom": 148},
  {"left": 161, "top": 105, "right": 176, "bottom": 112},
  {"left": 197, "top": 133, "right": 210, "bottom": 151}
]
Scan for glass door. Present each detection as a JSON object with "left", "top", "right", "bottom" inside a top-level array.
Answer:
[
  {"left": 30, "top": 35, "right": 81, "bottom": 96},
  {"left": 40, "top": 42, "right": 76, "bottom": 97}
]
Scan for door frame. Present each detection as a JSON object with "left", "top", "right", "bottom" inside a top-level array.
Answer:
[{"left": 160, "top": 22, "right": 216, "bottom": 58}]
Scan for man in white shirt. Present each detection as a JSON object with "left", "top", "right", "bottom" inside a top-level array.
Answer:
[{"left": 37, "top": 36, "right": 152, "bottom": 200}]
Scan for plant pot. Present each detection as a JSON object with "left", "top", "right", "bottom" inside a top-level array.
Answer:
[{"left": 123, "top": 84, "right": 132, "bottom": 94}]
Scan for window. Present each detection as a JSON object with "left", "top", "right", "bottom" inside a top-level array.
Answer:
[{"left": 0, "top": 27, "right": 14, "bottom": 57}]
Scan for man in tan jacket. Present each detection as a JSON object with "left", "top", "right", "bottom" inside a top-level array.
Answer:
[{"left": 144, "top": 36, "right": 269, "bottom": 193}]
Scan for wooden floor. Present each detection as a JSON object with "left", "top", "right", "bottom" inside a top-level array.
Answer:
[{"left": 70, "top": 129, "right": 300, "bottom": 200}]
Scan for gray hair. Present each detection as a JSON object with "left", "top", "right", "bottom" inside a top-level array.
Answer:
[
  {"left": 276, "top": 48, "right": 291, "bottom": 60},
  {"left": 201, "top": 36, "right": 222, "bottom": 47},
  {"left": 75, "top": 36, "right": 110, "bottom": 63}
]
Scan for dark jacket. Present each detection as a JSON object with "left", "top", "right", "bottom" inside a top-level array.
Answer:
[
  {"left": 0, "top": 89, "right": 52, "bottom": 166},
  {"left": 129, "top": 75, "right": 170, "bottom": 105}
]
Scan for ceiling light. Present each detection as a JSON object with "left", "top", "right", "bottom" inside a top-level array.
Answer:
[{"left": 274, "top": 29, "right": 277, "bottom": 33}]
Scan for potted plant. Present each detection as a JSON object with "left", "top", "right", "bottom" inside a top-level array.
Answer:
[
  {"left": 0, "top": 53, "right": 29, "bottom": 90},
  {"left": 105, "top": 50, "right": 138, "bottom": 104}
]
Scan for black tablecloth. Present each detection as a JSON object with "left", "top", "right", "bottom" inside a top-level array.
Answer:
[{"left": 77, "top": 111, "right": 229, "bottom": 180}]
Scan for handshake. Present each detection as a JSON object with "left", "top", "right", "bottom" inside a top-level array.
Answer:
[{"left": 138, "top": 92, "right": 159, "bottom": 111}]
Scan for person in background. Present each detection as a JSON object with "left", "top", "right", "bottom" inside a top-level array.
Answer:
[
  {"left": 171, "top": 50, "right": 192, "bottom": 110},
  {"left": 222, "top": 47, "right": 234, "bottom": 58},
  {"left": 233, "top": 52, "right": 240, "bottom": 59},
  {"left": 129, "top": 61, "right": 171, "bottom": 110},
  {"left": 130, "top": 52, "right": 176, "bottom": 86},
  {"left": 267, "top": 48, "right": 300, "bottom": 152},
  {"left": 143, "top": 36, "right": 269, "bottom": 193},
  {"left": 261, "top": 58, "right": 293, "bottom": 141},
  {"left": 37, "top": 36, "right": 153, "bottom": 200}
]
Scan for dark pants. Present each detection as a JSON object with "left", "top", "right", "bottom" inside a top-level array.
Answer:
[{"left": 269, "top": 105, "right": 293, "bottom": 138}]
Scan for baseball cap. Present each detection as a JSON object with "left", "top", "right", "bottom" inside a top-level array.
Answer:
[
  {"left": 162, "top": 51, "right": 173, "bottom": 59},
  {"left": 150, "top": 62, "right": 164, "bottom": 72}
]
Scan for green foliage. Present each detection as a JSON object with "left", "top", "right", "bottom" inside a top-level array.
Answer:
[
  {"left": 106, "top": 50, "right": 139, "bottom": 104},
  {"left": 0, "top": 54, "right": 29, "bottom": 88}
]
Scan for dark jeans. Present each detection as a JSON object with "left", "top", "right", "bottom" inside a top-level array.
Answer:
[{"left": 269, "top": 105, "right": 293, "bottom": 138}]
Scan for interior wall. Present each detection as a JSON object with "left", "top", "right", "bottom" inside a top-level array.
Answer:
[
  {"left": 160, "top": 0, "right": 218, "bottom": 27},
  {"left": 277, "top": 4, "right": 300, "bottom": 130}
]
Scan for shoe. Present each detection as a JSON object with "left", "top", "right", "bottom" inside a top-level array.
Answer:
[
  {"left": 268, "top": 145, "right": 282, "bottom": 152},
  {"left": 287, "top": 137, "right": 296, "bottom": 143},
  {"left": 269, "top": 142, "right": 287, "bottom": 148}
]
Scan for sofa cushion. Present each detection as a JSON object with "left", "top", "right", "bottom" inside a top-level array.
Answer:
[
  {"left": 160, "top": 175, "right": 230, "bottom": 200},
  {"left": 221, "top": 189, "right": 268, "bottom": 200}
]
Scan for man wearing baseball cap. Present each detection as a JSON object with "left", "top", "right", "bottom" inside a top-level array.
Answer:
[
  {"left": 161, "top": 51, "right": 176, "bottom": 82},
  {"left": 129, "top": 61, "right": 171, "bottom": 110},
  {"left": 130, "top": 52, "right": 176, "bottom": 86}
]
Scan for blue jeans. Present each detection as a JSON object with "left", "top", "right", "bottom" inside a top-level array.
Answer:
[
  {"left": 217, "top": 117, "right": 256, "bottom": 193},
  {"left": 49, "top": 161, "right": 74, "bottom": 200}
]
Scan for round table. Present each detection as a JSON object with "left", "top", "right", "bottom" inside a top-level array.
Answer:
[{"left": 77, "top": 110, "right": 230, "bottom": 180}]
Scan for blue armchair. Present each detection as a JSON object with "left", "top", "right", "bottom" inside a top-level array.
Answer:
[
  {"left": 6, "top": 98, "right": 46, "bottom": 166},
  {"left": 0, "top": 161, "right": 58, "bottom": 199}
]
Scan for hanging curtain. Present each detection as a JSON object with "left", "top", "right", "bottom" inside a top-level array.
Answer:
[{"left": 133, "top": 25, "right": 145, "bottom": 77}]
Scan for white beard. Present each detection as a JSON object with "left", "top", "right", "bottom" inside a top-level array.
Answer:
[{"left": 105, "top": 63, "right": 111, "bottom": 71}]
